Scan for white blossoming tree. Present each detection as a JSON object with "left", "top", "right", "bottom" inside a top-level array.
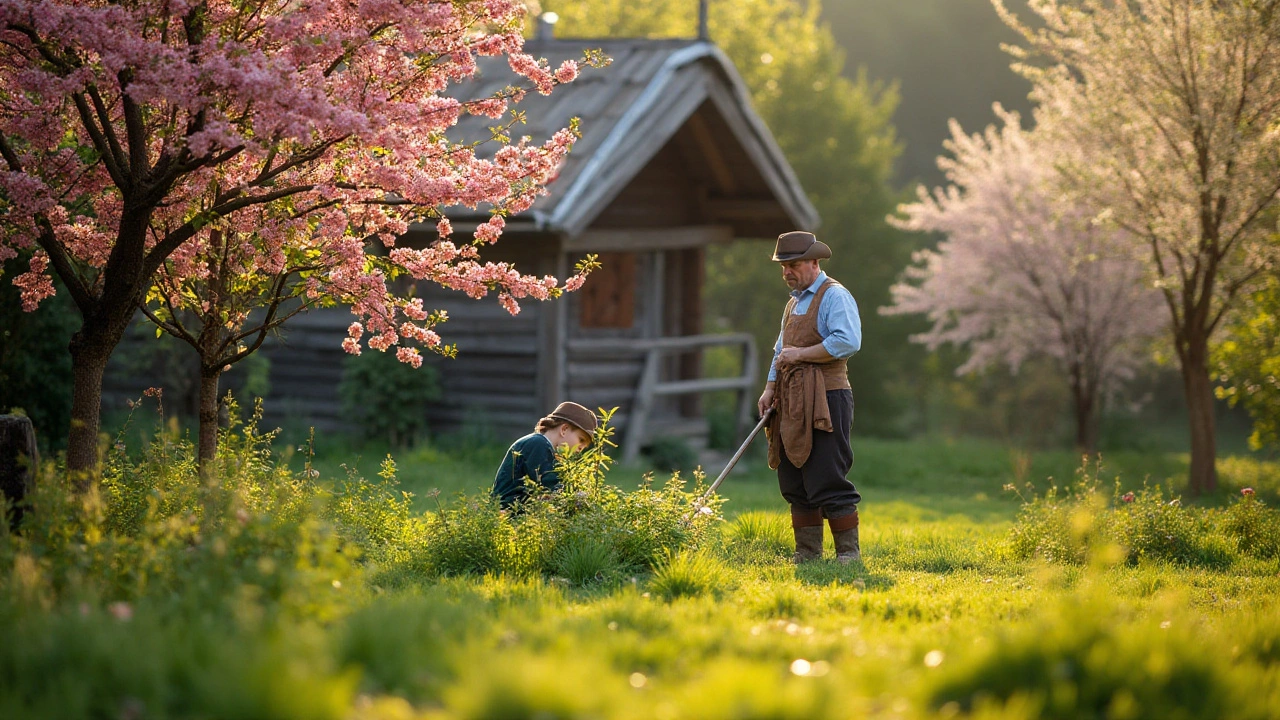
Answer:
[
  {"left": 994, "top": 0, "right": 1280, "bottom": 493},
  {"left": 885, "top": 106, "right": 1165, "bottom": 451}
]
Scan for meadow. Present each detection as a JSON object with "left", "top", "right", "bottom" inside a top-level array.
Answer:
[{"left": 2, "top": 406, "right": 1279, "bottom": 719}]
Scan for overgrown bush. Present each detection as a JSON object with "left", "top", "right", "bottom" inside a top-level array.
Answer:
[
  {"left": 417, "top": 412, "right": 724, "bottom": 579},
  {"left": 1008, "top": 458, "right": 1272, "bottom": 568},
  {"left": 0, "top": 398, "right": 428, "bottom": 717},
  {"left": 3, "top": 399, "right": 365, "bottom": 621},
  {"left": 1218, "top": 489, "right": 1280, "bottom": 559},
  {"left": 339, "top": 349, "right": 441, "bottom": 448}
]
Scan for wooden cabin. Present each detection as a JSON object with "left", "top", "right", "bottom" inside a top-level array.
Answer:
[{"left": 256, "top": 36, "right": 819, "bottom": 459}]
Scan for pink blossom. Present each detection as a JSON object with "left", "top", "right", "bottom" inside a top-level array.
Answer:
[
  {"left": 1121, "top": 492, "right": 1135, "bottom": 503},
  {"left": 12, "top": 252, "right": 55, "bottom": 311},
  {"left": 108, "top": 602, "right": 133, "bottom": 622},
  {"left": 1242, "top": 488, "right": 1255, "bottom": 497},
  {"left": 554, "top": 60, "right": 579, "bottom": 84},
  {"left": 347, "top": 322, "right": 363, "bottom": 339},
  {"left": 396, "top": 346, "right": 423, "bottom": 368}
]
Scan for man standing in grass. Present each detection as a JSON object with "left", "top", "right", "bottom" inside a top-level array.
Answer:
[
  {"left": 757, "top": 232, "right": 863, "bottom": 563},
  {"left": 492, "top": 401, "right": 598, "bottom": 509}
]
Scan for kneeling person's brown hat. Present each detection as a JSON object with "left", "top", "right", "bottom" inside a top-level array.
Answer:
[
  {"left": 772, "top": 231, "right": 831, "bottom": 262},
  {"left": 548, "top": 401, "right": 599, "bottom": 437}
]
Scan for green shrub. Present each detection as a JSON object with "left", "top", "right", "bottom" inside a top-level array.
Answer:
[
  {"left": 1007, "top": 458, "right": 1231, "bottom": 568},
  {"left": 420, "top": 492, "right": 514, "bottom": 577},
  {"left": 643, "top": 436, "right": 699, "bottom": 472},
  {"left": 1219, "top": 490, "right": 1280, "bottom": 559},
  {"left": 338, "top": 349, "right": 441, "bottom": 448}
]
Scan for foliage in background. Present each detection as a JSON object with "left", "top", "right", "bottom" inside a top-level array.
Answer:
[
  {"left": 0, "top": 252, "right": 75, "bottom": 452},
  {"left": 544, "top": 0, "right": 921, "bottom": 436},
  {"left": 1215, "top": 275, "right": 1280, "bottom": 451},
  {"left": 339, "top": 350, "right": 442, "bottom": 449}
]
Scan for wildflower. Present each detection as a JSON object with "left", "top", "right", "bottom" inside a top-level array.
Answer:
[
  {"left": 1121, "top": 492, "right": 1135, "bottom": 503},
  {"left": 108, "top": 602, "right": 133, "bottom": 622},
  {"left": 1242, "top": 487, "right": 1255, "bottom": 497}
]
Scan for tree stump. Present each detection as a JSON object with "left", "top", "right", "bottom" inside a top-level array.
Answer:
[{"left": 0, "top": 415, "right": 38, "bottom": 530}]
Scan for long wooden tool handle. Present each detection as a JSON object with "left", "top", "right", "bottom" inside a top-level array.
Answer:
[{"left": 696, "top": 407, "right": 773, "bottom": 507}]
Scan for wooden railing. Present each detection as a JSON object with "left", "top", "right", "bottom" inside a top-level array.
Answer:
[{"left": 567, "top": 333, "right": 758, "bottom": 463}]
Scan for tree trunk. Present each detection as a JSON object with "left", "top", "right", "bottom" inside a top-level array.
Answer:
[
  {"left": 197, "top": 367, "right": 220, "bottom": 469},
  {"left": 1066, "top": 360, "right": 1098, "bottom": 453},
  {"left": 0, "top": 414, "right": 38, "bottom": 530},
  {"left": 65, "top": 334, "right": 113, "bottom": 485},
  {"left": 1071, "top": 382, "right": 1098, "bottom": 454},
  {"left": 1182, "top": 334, "right": 1218, "bottom": 495}
]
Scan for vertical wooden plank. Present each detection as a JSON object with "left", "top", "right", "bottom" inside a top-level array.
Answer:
[
  {"left": 679, "top": 247, "right": 705, "bottom": 417},
  {"left": 622, "top": 348, "right": 660, "bottom": 464},
  {"left": 541, "top": 243, "right": 568, "bottom": 410},
  {"left": 736, "top": 336, "right": 758, "bottom": 443}
]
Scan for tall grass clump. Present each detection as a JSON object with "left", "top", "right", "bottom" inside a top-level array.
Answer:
[
  {"left": 419, "top": 412, "right": 724, "bottom": 581},
  {"left": 649, "top": 550, "right": 729, "bottom": 600},
  {"left": 1006, "top": 457, "right": 1252, "bottom": 568},
  {"left": 723, "top": 511, "right": 792, "bottom": 560}
]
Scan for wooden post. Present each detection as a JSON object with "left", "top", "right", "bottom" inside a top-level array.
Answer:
[
  {"left": 736, "top": 337, "right": 758, "bottom": 443},
  {"left": 622, "top": 348, "right": 660, "bottom": 464},
  {"left": 0, "top": 415, "right": 38, "bottom": 530}
]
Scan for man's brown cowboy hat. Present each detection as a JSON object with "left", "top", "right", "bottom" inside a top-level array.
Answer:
[
  {"left": 547, "top": 401, "right": 599, "bottom": 437},
  {"left": 771, "top": 231, "right": 831, "bottom": 262}
]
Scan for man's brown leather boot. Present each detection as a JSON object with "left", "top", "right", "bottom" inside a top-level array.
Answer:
[
  {"left": 829, "top": 510, "right": 861, "bottom": 564},
  {"left": 791, "top": 506, "right": 824, "bottom": 563}
]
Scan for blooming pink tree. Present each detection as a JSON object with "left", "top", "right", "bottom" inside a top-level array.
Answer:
[
  {"left": 0, "top": 0, "right": 598, "bottom": 476},
  {"left": 994, "top": 0, "right": 1280, "bottom": 493},
  {"left": 884, "top": 106, "right": 1165, "bottom": 450}
]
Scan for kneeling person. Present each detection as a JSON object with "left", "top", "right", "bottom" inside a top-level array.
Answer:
[{"left": 492, "top": 401, "right": 597, "bottom": 509}]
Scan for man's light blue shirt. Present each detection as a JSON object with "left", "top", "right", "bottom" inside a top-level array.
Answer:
[{"left": 768, "top": 271, "right": 862, "bottom": 382}]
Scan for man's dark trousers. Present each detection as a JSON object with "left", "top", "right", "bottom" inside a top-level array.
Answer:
[{"left": 777, "top": 388, "right": 860, "bottom": 517}]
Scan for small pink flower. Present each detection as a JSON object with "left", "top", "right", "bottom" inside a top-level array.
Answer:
[
  {"left": 1121, "top": 492, "right": 1135, "bottom": 503},
  {"left": 109, "top": 602, "right": 133, "bottom": 622},
  {"left": 1242, "top": 488, "right": 1255, "bottom": 497},
  {"left": 143, "top": 387, "right": 162, "bottom": 399}
]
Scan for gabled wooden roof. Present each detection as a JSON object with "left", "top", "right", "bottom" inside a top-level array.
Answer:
[{"left": 448, "top": 38, "right": 819, "bottom": 237}]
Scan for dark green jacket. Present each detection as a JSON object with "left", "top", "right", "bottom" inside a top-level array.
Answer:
[{"left": 492, "top": 433, "right": 559, "bottom": 508}]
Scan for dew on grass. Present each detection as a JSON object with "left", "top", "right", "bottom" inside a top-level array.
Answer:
[{"left": 924, "top": 650, "right": 945, "bottom": 667}]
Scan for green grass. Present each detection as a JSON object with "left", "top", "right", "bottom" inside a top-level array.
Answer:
[{"left": 6, "top": 427, "right": 1280, "bottom": 719}]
